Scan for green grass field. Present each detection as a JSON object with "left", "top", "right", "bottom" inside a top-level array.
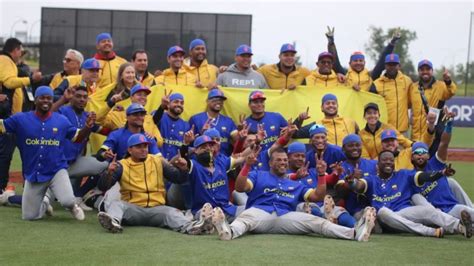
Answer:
[{"left": 3, "top": 127, "right": 473, "bottom": 265}]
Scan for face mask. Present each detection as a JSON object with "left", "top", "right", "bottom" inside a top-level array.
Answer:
[{"left": 196, "top": 151, "right": 213, "bottom": 167}]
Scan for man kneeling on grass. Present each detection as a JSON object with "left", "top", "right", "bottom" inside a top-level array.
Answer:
[
  {"left": 96, "top": 133, "right": 209, "bottom": 234},
  {"left": 210, "top": 147, "right": 376, "bottom": 242}
]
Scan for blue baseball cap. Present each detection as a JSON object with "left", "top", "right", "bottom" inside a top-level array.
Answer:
[
  {"left": 318, "top": 51, "right": 333, "bottom": 61},
  {"left": 343, "top": 134, "right": 362, "bottom": 146},
  {"left": 81, "top": 58, "right": 101, "bottom": 70},
  {"left": 127, "top": 133, "right": 150, "bottom": 148},
  {"left": 381, "top": 129, "right": 397, "bottom": 141},
  {"left": 350, "top": 51, "right": 365, "bottom": 62},
  {"left": 385, "top": 53, "right": 400, "bottom": 64},
  {"left": 208, "top": 89, "right": 227, "bottom": 100},
  {"left": 96, "top": 33, "right": 112, "bottom": 44},
  {"left": 287, "top": 142, "right": 306, "bottom": 154},
  {"left": 321, "top": 93, "right": 337, "bottom": 104},
  {"left": 248, "top": 90, "right": 266, "bottom": 102},
  {"left": 167, "top": 46, "right": 185, "bottom": 57},
  {"left": 309, "top": 124, "right": 327, "bottom": 137},
  {"left": 412, "top": 142, "right": 429, "bottom": 154},
  {"left": 126, "top": 103, "right": 146, "bottom": 116},
  {"left": 204, "top": 128, "right": 221, "bottom": 139},
  {"left": 280, "top": 43, "right": 297, "bottom": 54},
  {"left": 418, "top": 59, "right": 433, "bottom": 69},
  {"left": 193, "top": 135, "right": 215, "bottom": 148},
  {"left": 35, "top": 86, "right": 54, "bottom": 98},
  {"left": 130, "top": 84, "right": 151, "bottom": 96},
  {"left": 169, "top": 93, "right": 184, "bottom": 102},
  {"left": 189, "top": 39, "right": 206, "bottom": 50},
  {"left": 235, "top": 44, "right": 253, "bottom": 56}
]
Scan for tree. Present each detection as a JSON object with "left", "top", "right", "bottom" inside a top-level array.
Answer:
[{"left": 365, "top": 26, "right": 418, "bottom": 79}]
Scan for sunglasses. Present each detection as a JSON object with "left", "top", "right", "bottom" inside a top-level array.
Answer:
[
  {"left": 412, "top": 148, "right": 429, "bottom": 155},
  {"left": 63, "top": 57, "right": 75, "bottom": 63}
]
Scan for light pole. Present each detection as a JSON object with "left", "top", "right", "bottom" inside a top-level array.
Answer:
[
  {"left": 29, "top": 19, "right": 41, "bottom": 43},
  {"left": 10, "top": 18, "right": 27, "bottom": 37}
]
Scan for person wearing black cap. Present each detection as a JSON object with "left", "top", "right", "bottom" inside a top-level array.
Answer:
[
  {"left": 359, "top": 102, "right": 412, "bottom": 160},
  {"left": 325, "top": 26, "right": 401, "bottom": 91},
  {"left": 257, "top": 43, "right": 310, "bottom": 90},
  {"left": 408, "top": 59, "right": 457, "bottom": 154},
  {"left": 305, "top": 52, "right": 345, "bottom": 89}
]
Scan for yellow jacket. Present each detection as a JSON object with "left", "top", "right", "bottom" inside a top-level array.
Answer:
[
  {"left": 305, "top": 69, "right": 344, "bottom": 89},
  {"left": 394, "top": 148, "right": 413, "bottom": 171},
  {"left": 360, "top": 122, "right": 412, "bottom": 160},
  {"left": 373, "top": 71, "right": 413, "bottom": 132},
  {"left": 183, "top": 59, "right": 218, "bottom": 86},
  {"left": 50, "top": 72, "right": 68, "bottom": 89},
  {"left": 257, "top": 64, "right": 311, "bottom": 90},
  {"left": 154, "top": 68, "right": 197, "bottom": 86},
  {"left": 97, "top": 56, "right": 127, "bottom": 88},
  {"left": 138, "top": 72, "right": 155, "bottom": 87},
  {"left": 346, "top": 68, "right": 372, "bottom": 92},
  {"left": 62, "top": 75, "right": 99, "bottom": 95},
  {"left": 0, "top": 55, "right": 30, "bottom": 114},
  {"left": 120, "top": 155, "right": 166, "bottom": 207},
  {"left": 409, "top": 79, "right": 457, "bottom": 141},
  {"left": 319, "top": 116, "right": 358, "bottom": 146}
]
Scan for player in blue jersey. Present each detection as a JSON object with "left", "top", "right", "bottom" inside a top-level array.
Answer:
[
  {"left": 335, "top": 134, "right": 377, "bottom": 220},
  {"left": 0, "top": 86, "right": 95, "bottom": 220},
  {"left": 346, "top": 150, "right": 471, "bottom": 238},
  {"left": 410, "top": 120, "right": 474, "bottom": 224},
  {"left": 189, "top": 89, "right": 237, "bottom": 156},
  {"left": 297, "top": 124, "right": 346, "bottom": 171},
  {"left": 153, "top": 90, "right": 190, "bottom": 160},
  {"left": 210, "top": 147, "right": 376, "bottom": 241},
  {"left": 286, "top": 142, "right": 357, "bottom": 228},
  {"left": 244, "top": 90, "right": 288, "bottom": 150}
]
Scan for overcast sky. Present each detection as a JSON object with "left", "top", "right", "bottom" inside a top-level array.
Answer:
[{"left": 1, "top": 0, "right": 473, "bottom": 69}]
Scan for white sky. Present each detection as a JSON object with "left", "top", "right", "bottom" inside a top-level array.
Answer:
[{"left": 1, "top": 0, "right": 474, "bottom": 69}]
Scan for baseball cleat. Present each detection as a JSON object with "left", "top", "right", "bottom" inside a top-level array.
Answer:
[
  {"left": 45, "top": 202, "right": 54, "bottom": 217},
  {"left": 460, "top": 210, "right": 472, "bottom": 239},
  {"left": 98, "top": 212, "right": 123, "bottom": 233},
  {"left": 355, "top": 207, "right": 376, "bottom": 242},
  {"left": 212, "top": 207, "right": 232, "bottom": 240},
  {"left": 0, "top": 189, "right": 15, "bottom": 206},
  {"left": 323, "top": 195, "right": 337, "bottom": 223},
  {"left": 70, "top": 204, "right": 85, "bottom": 221},
  {"left": 188, "top": 203, "right": 214, "bottom": 235},
  {"left": 434, "top": 227, "right": 444, "bottom": 238}
]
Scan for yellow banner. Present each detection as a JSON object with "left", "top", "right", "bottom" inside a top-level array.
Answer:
[{"left": 86, "top": 85, "right": 387, "bottom": 152}]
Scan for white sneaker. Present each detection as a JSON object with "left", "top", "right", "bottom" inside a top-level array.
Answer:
[
  {"left": 98, "top": 212, "right": 123, "bottom": 233},
  {"left": 0, "top": 190, "right": 15, "bottom": 205},
  {"left": 70, "top": 204, "right": 85, "bottom": 221},
  {"left": 355, "top": 207, "right": 376, "bottom": 242},
  {"left": 211, "top": 207, "right": 232, "bottom": 240},
  {"left": 323, "top": 195, "right": 337, "bottom": 223}
]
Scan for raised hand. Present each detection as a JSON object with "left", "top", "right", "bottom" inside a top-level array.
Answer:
[
  {"left": 201, "top": 118, "right": 213, "bottom": 133},
  {"left": 107, "top": 154, "right": 118, "bottom": 174},
  {"left": 184, "top": 125, "right": 196, "bottom": 145},
  {"left": 442, "top": 163, "right": 456, "bottom": 176},
  {"left": 352, "top": 163, "right": 362, "bottom": 179},
  {"left": 237, "top": 114, "right": 247, "bottom": 131},
  {"left": 325, "top": 26, "right": 335, "bottom": 42},
  {"left": 161, "top": 88, "right": 173, "bottom": 109},
  {"left": 63, "top": 86, "right": 76, "bottom": 102},
  {"left": 442, "top": 68, "right": 452, "bottom": 83},
  {"left": 256, "top": 124, "right": 266, "bottom": 143},
  {"left": 296, "top": 161, "right": 310, "bottom": 179},
  {"left": 298, "top": 107, "right": 311, "bottom": 121},
  {"left": 238, "top": 122, "right": 250, "bottom": 140},
  {"left": 170, "top": 153, "right": 188, "bottom": 171},
  {"left": 245, "top": 145, "right": 261, "bottom": 166},
  {"left": 315, "top": 155, "right": 327, "bottom": 176},
  {"left": 330, "top": 161, "right": 344, "bottom": 177},
  {"left": 391, "top": 27, "right": 401, "bottom": 44},
  {"left": 110, "top": 92, "right": 123, "bottom": 104},
  {"left": 86, "top": 111, "right": 96, "bottom": 128}
]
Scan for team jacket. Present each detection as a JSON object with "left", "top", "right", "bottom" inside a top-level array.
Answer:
[
  {"left": 137, "top": 71, "right": 155, "bottom": 87},
  {"left": 373, "top": 71, "right": 413, "bottom": 132},
  {"left": 305, "top": 69, "right": 342, "bottom": 88},
  {"left": 94, "top": 53, "right": 127, "bottom": 88},
  {"left": 0, "top": 54, "right": 30, "bottom": 118},
  {"left": 183, "top": 59, "right": 218, "bottom": 87},
  {"left": 154, "top": 68, "right": 197, "bottom": 86},
  {"left": 257, "top": 63, "right": 311, "bottom": 90},
  {"left": 408, "top": 78, "right": 457, "bottom": 141},
  {"left": 54, "top": 75, "right": 98, "bottom": 101},
  {"left": 346, "top": 68, "right": 372, "bottom": 92},
  {"left": 318, "top": 116, "right": 358, "bottom": 146},
  {"left": 360, "top": 121, "right": 412, "bottom": 160},
  {"left": 49, "top": 71, "right": 69, "bottom": 89}
]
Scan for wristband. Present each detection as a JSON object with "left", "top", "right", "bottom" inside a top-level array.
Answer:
[
  {"left": 288, "top": 173, "right": 297, "bottom": 180},
  {"left": 240, "top": 163, "right": 251, "bottom": 177},
  {"left": 277, "top": 135, "right": 290, "bottom": 146},
  {"left": 444, "top": 121, "right": 453, "bottom": 134},
  {"left": 317, "top": 174, "right": 326, "bottom": 186}
]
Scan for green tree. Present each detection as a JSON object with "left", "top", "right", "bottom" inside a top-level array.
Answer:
[{"left": 365, "top": 26, "right": 417, "bottom": 79}]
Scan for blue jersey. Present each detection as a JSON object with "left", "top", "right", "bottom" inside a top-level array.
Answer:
[
  {"left": 245, "top": 112, "right": 288, "bottom": 151},
  {"left": 414, "top": 156, "right": 459, "bottom": 213},
  {"left": 290, "top": 168, "right": 323, "bottom": 207},
  {"left": 102, "top": 127, "right": 160, "bottom": 160},
  {"left": 57, "top": 106, "right": 100, "bottom": 163},
  {"left": 364, "top": 169, "right": 418, "bottom": 212},
  {"left": 251, "top": 148, "right": 270, "bottom": 171},
  {"left": 246, "top": 171, "right": 313, "bottom": 216},
  {"left": 1, "top": 111, "right": 78, "bottom": 182},
  {"left": 189, "top": 112, "right": 237, "bottom": 156},
  {"left": 306, "top": 144, "right": 346, "bottom": 173},
  {"left": 189, "top": 157, "right": 236, "bottom": 216},
  {"left": 159, "top": 112, "right": 190, "bottom": 160},
  {"left": 339, "top": 159, "right": 377, "bottom": 215}
]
